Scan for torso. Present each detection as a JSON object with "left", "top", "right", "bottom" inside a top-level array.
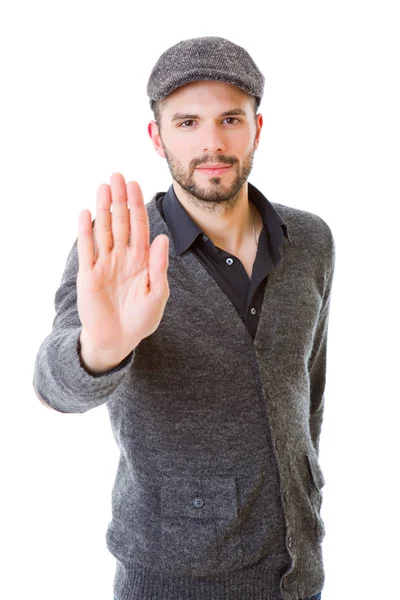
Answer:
[
  {"left": 237, "top": 245, "right": 258, "bottom": 279},
  {"left": 209, "top": 203, "right": 262, "bottom": 280}
]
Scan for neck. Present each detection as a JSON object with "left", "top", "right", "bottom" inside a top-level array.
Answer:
[{"left": 172, "top": 180, "right": 256, "bottom": 253}]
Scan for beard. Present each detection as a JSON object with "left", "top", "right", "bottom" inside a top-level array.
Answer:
[{"left": 161, "top": 141, "right": 256, "bottom": 213}]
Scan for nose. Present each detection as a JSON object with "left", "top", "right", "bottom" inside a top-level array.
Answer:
[{"left": 201, "top": 123, "right": 226, "bottom": 154}]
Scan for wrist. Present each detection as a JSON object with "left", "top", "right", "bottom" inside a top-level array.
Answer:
[{"left": 78, "top": 329, "right": 128, "bottom": 374}]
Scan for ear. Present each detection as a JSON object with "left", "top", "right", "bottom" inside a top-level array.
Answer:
[
  {"left": 148, "top": 121, "right": 166, "bottom": 159},
  {"left": 254, "top": 114, "right": 263, "bottom": 151}
]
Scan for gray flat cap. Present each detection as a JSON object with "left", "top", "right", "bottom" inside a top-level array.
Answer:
[{"left": 146, "top": 36, "right": 265, "bottom": 111}]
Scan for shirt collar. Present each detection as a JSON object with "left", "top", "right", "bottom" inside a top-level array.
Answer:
[{"left": 161, "top": 181, "right": 292, "bottom": 256}]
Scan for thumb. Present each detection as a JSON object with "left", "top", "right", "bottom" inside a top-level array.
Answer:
[{"left": 148, "top": 234, "right": 170, "bottom": 303}]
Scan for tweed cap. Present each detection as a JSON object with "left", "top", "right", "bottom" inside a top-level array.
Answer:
[{"left": 146, "top": 36, "right": 265, "bottom": 111}]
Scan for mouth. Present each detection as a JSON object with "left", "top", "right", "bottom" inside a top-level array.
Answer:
[{"left": 196, "top": 165, "right": 233, "bottom": 176}]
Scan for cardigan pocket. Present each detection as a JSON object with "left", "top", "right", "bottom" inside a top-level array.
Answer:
[
  {"left": 160, "top": 474, "right": 243, "bottom": 575},
  {"left": 305, "top": 453, "right": 326, "bottom": 543}
]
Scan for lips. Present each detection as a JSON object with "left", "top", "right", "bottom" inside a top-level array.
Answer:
[{"left": 196, "top": 165, "right": 232, "bottom": 175}]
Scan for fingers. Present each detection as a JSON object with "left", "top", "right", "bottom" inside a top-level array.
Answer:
[
  {"left": 94, "top": 183, "right": 113, "bottom": 257},
  {"left": 126, "top": 179, "right": 149, "bottom": 265},
  {"left": 94, "top": 173, "right": 130, "bottom": 258},
  {"left": 84, "top": 173, "right": 149, "bottom": 266},
  {"left": 77, "top": 209, "right": 95, "bottom": 273},
  {"left": 110, "top": 173, "right": 130, "bottom": 250}
]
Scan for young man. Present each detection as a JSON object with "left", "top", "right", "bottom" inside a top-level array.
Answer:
[{"left": 33, "top": 36, "right": 335, "bottom": 600}]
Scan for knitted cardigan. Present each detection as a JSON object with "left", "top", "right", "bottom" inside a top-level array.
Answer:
[{"left": 33, "top": 190, "right": 336, "bottom": 600}]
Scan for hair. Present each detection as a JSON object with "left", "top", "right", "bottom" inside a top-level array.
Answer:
[
  {"left": 153, "top": 94, "right": 259, "bottom": 130},
  {"left": 153, "top": 98, "right": 167, "bottom": 129}
]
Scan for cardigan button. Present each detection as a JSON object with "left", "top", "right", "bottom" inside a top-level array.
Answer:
[{"left": 193, "top": 497, "right": 204, "bottom": 508}]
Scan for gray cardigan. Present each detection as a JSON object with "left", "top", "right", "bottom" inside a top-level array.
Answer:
[{"left": 33, "top": 191, "right": 336, "bottom": 600}]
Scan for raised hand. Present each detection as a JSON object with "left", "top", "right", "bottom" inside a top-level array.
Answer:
[{"left": 76, "top": 173, "right": 170, "bottom": 372}]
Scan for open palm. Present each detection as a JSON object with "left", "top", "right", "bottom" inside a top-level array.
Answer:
[{"left": 77, "top": 173, "right": 170, "bottom": 364}]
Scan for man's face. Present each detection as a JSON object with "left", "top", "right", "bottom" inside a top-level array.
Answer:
[{"left": 149, "top": 80, "right": 263, "bottom": 207}]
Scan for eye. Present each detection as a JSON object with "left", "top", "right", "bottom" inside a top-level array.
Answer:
[
  {"left": 179, "top": 120, "right": 195, "bottom": 127},
  {"left": 223, "top": 117, "right": 241, "bottom": 124},
  {"left": 178, "top": 117, "right": 242, "bottom": 128}
]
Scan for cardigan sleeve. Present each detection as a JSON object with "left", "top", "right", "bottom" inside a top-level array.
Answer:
[
  {"left": 308, "top": 228, "right": 336, "bottom": 457},
  {"left": 32, "top": 233, "right": 135, "bottom": 414}
]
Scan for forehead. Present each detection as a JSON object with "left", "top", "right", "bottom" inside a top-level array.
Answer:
[{"left": 162, "top": 80, "right": 253, "bottom": 112}]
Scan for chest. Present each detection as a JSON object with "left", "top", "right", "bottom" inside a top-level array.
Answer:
[
  {"left": 237, "top": 246, "right": 258, "bottom": 279},
  {"left": 218, "top": 211, "right": 261, "bottom": 279},
  {"left": 224, "top": 241, "right": 258, "bottom": 280}
]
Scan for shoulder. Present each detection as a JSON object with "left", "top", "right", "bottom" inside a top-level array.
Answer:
[
  {"left": 146, "top": 192, "right": 167, "bottom": 224},
  {"left": 273, "top": 201, "right": 335, "bottom": 254},
  {"left": 272, "top": 201, "right": 333, "bottom": 239},
  {"left": 272, "top": 202, "right": 336, "bottom": 282}
]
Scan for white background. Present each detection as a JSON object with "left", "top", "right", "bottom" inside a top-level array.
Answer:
[{"left": 1, "top": 1, "right": 399, "bottom": 599}]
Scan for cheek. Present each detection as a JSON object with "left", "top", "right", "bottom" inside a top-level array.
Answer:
[
  {"left": 164, "top": 135, "right": 194, "bottom": 159},
  {"left": 171, "top": 144, "right": 198, "bottom": 171}
]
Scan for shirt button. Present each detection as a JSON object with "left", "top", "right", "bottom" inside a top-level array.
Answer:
[
  {"left": 202, "top": 235, "right": 208, "bottom": 241},
  {"left": 226, "top": 258, "right": 234, "bottom": 265},
  {"left": 193, "top": 497, "right": 204, "bottom": 508},
  {"left": 250, "top": 307, "right": 256, "bottom": 315}
]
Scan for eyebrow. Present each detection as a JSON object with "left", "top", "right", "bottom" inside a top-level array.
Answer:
[{"left": 170, "top": 108, "right": 247, "bottom": 122}]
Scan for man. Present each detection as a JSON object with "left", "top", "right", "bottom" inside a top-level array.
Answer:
[{"left": 33, "top": 36, "right": 335, "bottom": 600}]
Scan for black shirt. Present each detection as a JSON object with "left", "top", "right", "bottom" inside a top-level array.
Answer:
[{"left": 159, "top": 181, "right": 292, "bottom": 340}]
